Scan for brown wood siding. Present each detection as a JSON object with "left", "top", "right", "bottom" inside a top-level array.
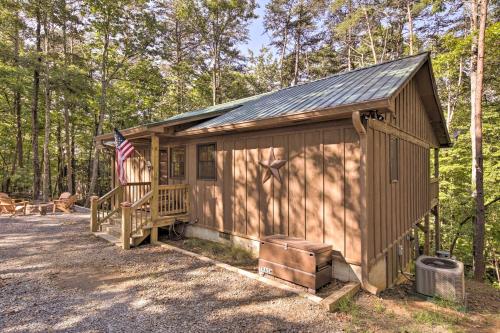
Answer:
[
  {"left": 178, "top": 121, "right": 361, "bottom": 265},
  {"left": 391, "top": 79, "right": 439, "bottom": 147},
  {"left": 368, "top": 77, "right": 435, "bottom": 287},
  {"left": 119, "top": 147, "right": 151, "bottom": 202}
]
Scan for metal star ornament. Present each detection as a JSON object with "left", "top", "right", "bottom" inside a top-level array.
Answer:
[{"left": 259, "top": 147, "right": 287, "bottom": 183}]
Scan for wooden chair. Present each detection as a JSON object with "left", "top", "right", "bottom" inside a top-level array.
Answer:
[
  {"left": 52, "top": 192, "right": 77, "bottom": 213},
  {"left": 0, "top": 197, "right": 28, "bottom": 216}
]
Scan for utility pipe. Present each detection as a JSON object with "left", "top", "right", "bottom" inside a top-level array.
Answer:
[{"left": 352, "top": 111, "right": 379, "bottom": 295}]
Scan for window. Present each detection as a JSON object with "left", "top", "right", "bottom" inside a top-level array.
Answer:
[
  {"left": 159, "top": 150, "right": 169, "bottom": 185},
  {"left": 197, "top": 143, "right": 216, "bottom": 180},
  {"left": 170, "top": 146, "right": 186, "bottom": 179},
  {"left": 390, "top": 136, "right": 399, "bottom": 182}
]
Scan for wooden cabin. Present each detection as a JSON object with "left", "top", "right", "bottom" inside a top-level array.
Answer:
[{"left": 92, "top": 52, "right": 451, "bottom": 293}]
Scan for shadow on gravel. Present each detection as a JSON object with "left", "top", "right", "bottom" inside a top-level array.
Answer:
[{"left": 0, "top": 214, "right": 321, "bottom": 332}]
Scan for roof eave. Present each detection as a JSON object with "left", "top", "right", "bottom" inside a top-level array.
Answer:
[{"left": 175, "top": 99, "right": 392, "bottom": 137}]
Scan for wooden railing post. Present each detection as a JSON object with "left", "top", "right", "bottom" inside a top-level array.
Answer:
[
  {"left": 433, "top": 148, "right": 440, "bottom": 253},
  {"left": 150, "top": 134, "right": 159, "bottom": 244},
  {"left": 185, "top": 186, "right": 189, "bottom": 215},
  {"left": 121, "top": 202, "right": 131, "bottom": 250},
  {"left": 424, "top": 213, "right": 430, "bottom": 255},
  {"left": 90, "top": 196, "right": 99, "bottom": 232}
]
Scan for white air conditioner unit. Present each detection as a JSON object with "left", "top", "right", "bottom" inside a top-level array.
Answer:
[{"left": 415, "top": 255, "right": 465, "bottom": 302}]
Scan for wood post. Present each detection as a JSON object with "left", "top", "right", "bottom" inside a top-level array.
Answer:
[
  {"left": 424, "top": 213, "right": 430, "bottom": 255},
  {"left": 150, "top": 134, "right": 159, "bottom": 244},
  {"left": 121, "top": 201, "right": 131, "bottom": 250},
  {"left": 150, "top": 227, "right": 158, "bottom": 244},
  {"left": 414, "top": 226, "right": 420, "bottom": 259},
  {"left": 433, "top": 149, "right": 440, "bottom": 253},
  {"left": 90, "top": 196, "right": 99, "bottom": 232},
  {"left": 433, "top": 205, "right": 440, "bottom": 252}
]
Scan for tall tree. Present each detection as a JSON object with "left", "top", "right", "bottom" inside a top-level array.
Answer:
[
  {"left": 31, "top": 2, "right": 42, "bottom": 200},
  {"left": 264, "top": 0, "right": 294, "bottom": 87},
  {"left": 86, "top": 0, "right": 156, "bottom": 202},
  {"left": 159, "top": 0, "right": 200, "bottom": 114},
  {"left": 42, "top": 5, "right": 52, "bottom": 202},
  {"left": 470, "top": 0, "right": 478, "bottom": 189},
  {"left": 192, "top": 0, "right": 256, "bottom": 105},
  {"left": 60, "top": 0, "right": 73, "bottom": 193},
  {"left": 472, "top": 0, "right": 488, "bottom": 281}
]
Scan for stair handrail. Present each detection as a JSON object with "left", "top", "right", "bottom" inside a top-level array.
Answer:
[
  {"left": 121, "top": 190, "right": 154, "bottom": 249},
  {"left": 90, "top": 185, "right": 123, "bottom": 232},
  {"left": 131, "top": 190, "right": 153, "bottom": 209},
  {"left": 97, "top": 185, "right": 122, "bottom": 205}
]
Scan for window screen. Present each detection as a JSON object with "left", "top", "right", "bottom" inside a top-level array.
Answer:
[
  {"left": 170, "top": 146, "right": 186, "bottom": 179},
  {"left": 197, "top": 143, "right": 216, "bottom": 180},
  {"left": 390, "top": 136, "right": 399, "bottom": 182}
]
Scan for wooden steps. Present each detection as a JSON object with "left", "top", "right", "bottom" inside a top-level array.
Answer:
[{"left": 97, "top": 216, "right": 151, "bottom": 248}]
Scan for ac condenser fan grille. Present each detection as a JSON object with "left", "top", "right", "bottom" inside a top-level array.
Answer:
[{"left": 415, "top": 255, "right": 465, "bottom": 302}]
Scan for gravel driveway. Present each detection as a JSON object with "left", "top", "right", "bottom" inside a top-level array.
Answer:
[{"left": 0, "top": 214, "right": 343, "bottom": 333}]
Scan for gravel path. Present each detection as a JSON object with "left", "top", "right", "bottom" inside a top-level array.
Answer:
[{"left": 0, "top": 214, "right": 344, "bottom": 333}]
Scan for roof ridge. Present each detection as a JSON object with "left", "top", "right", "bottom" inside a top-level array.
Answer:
[
  {"left": 270, "top": 51, "right": 429, "bottom": 94},
  {"left": 176, "top": 52, "right": 429, "bottom": 114}
]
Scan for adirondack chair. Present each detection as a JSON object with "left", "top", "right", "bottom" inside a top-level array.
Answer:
[
  {"left": 52, "top": 192, "right": 77, "bottom": 213},
  {"left": 0, "top": 197, "right": 28, "bottom": 216}
]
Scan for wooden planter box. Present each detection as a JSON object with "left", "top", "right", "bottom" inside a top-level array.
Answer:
[{"left": 258, "top": 235, "right": 332, "bottom": 293}]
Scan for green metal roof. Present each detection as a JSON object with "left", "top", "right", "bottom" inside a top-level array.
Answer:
[
  {"left": 141, "top": 52, "right": 449, "bottom": 146},
  {"left": 146, "top": 92, "right": 271, "bottom": 128},
  {"left": 187, "top": 53, "right": 429, "bottom": 130}
]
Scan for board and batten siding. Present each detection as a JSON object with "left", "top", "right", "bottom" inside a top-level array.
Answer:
[
  {"left": 367, "top": 77, "right": 437, "bottom": 287},
  {"left": 390, "top": 78, "right": 439, "bottom": 147},
  {"left": 177, "top": 122, "right": 362, "bottom": 265},
  {"left": 119, "top": 147, "right": 151, "bottom": 203}
]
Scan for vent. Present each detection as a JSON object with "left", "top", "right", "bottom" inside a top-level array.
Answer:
[{"left": 416, "top": 255, "right": 465, "bottom": 302}]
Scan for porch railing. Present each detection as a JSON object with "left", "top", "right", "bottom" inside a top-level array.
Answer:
[
  {"left": 91, "top": 185, "right": 123, "bottom": 231},
  {"left": 91, "top": 183, "right": 190, "bottom": 249},
  {"left": 158, "top": 184, "right": 189, "bottom": 216},
  {"left": 124, "top": 182, "right": 151, "bottom": 204},
  {"left": 129, "top": 190, "right": 153, "bottom": 236},
  {"left": 90, "top": 182, "right": 152, "bottom": 232}
]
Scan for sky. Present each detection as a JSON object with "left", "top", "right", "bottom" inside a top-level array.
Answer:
[{"left": 242, "top": 0, "right": 272, "bottom": 56}]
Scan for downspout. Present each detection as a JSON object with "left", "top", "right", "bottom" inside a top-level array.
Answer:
[{"left": 352, "top": 111, "right": 379, "bottom": 295}]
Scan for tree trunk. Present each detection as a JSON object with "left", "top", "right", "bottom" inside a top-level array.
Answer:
[
  {"left": 87, "top": 33, "right": 109, "bottom": 205},
  {"left": 472, "top": 0, "right": 488, "bottom": 281},
  {"left": 71, "top": 123, "right": 76, "bottom": 192},
  {"left": 13, "top": 25, "right": 23, "bottom": 169},
  {"left": 363, "top": 6, "right": 377, "bottom": 64},
  {"left": 31, "top": 7, "right": 42, "bottom": 200},
  {"left": 211, "top": 40, "right": 219, "bottom": 106},
  {"left": 62, "top": 15, "right": 73, "bottom": 194},
  {"left": 292, "top": 3, "right": 304, "bottom": 86},
  {"left": 470, "top": 0, "right": 478, "bottom": 189},
  {"left": 347, "top": 0, "right": 352, "bottom": 70},
  {"left": 56, "top": 119, "right": 64, "bottom": 195},
  {"left": 293, "top": 27, "right": 300, "bottom": 85},
  {"left": 279, "top": 9, "right": 291, "bottom": 87},
  {"left": 407, "top": 1, "right": 414, "bottom": 55},
  {"left": 42, "top": 18, "right": 51, "bottom": 202}
]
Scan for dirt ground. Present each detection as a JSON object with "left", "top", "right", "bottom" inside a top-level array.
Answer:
[{"left": 1, "top": 214, "right": 498, "bottom": 333}]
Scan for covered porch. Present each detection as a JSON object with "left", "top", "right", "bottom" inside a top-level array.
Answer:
[{"left": 90, "top": 133, "right": 190, "bottom": 249}]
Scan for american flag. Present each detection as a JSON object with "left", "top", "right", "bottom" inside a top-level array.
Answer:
[{"left": 114, "top": 128, "right": 135, "bottom": 185}]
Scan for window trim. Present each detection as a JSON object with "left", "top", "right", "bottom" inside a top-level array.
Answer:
[
  {"left": 197, "top": 142, "right": 217, "bottom": 180},
  {"left": 169, "top": 145, "right": 186, "bottom": 179}
]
